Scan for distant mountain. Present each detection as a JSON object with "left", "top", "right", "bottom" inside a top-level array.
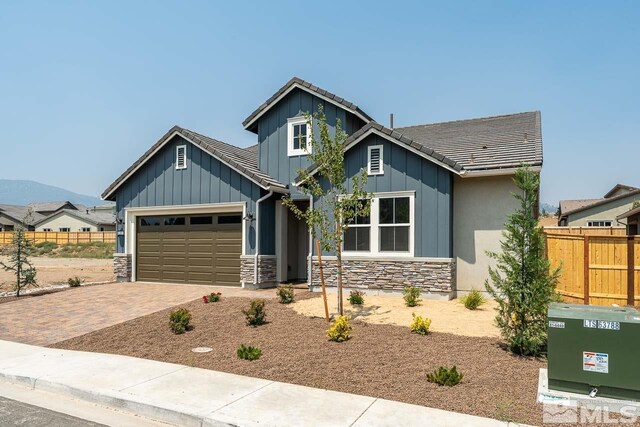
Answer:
[
  {"left": 540, "top": 202, "right": 558, "bottom": 216},
  {"left": 0, "top": 179, "right": 105, "bottom": 207}
]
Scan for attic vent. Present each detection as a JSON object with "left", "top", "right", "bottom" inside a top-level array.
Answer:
[
  {"left": 367, "top": 145, "right": 384, "bottom": 175},
  {"left": 176, "top": 145, "right": 187, "bottom": 170}
]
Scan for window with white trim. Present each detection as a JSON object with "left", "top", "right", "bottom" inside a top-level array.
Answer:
[
  {"left": 59, "top": 227, "right": 70, "bottom": 232},
  {"left": 43, "top": 228, "right": 52, "bottom": 232},
  {"left": 343, "top": 201, "right": 371, "bottom": 252},
  {"left": 81, "top": 227, "right": 91, "bottom": 232},
  {"left": 587, "top": 220, "right": 612, "bottom": 227},
  {"left": 367, "top": 145, "right": 383, "bottom": 175},
  {"left": 342, "top": 193, "right": 414, "bottom": 256},
  {"left": 176, "top": 145, "right": 187, "bottom": 169},
  {"left": 379, "top": 197, "right": 410, "bottom": 252},
  {"left": 287, "top": 117, "right": 311, "bottom": 156}
]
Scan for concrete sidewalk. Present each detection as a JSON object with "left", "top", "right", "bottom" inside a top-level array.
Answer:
[{"left": 0, "top": 340, "right": 527, "bottom": 427}]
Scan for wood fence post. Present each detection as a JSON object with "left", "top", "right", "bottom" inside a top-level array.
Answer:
[
  {"left": 628, "top": 236, "right": 635, "bottom": 307},
  {"left": 583, "top": 235, "right": 590, "bottom": 305}
]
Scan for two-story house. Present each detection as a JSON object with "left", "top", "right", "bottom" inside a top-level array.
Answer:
[{"left": 102, "top": 77, "right": 543, "bottom": 298}]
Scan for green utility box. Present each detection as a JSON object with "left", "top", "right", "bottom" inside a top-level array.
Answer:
[{"left": 548, "top": 303, "right": 640, "bottom": 400}]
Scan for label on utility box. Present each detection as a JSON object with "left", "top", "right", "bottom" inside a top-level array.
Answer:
[
  {"left": 583, "top": 352, "right": 609, "bottom": 374},
  {"left": 583, "top": 319, "right": 621, "bottom": 330},
  {"left": 548, "top": 320, "right": 565, "bottom": 328}
]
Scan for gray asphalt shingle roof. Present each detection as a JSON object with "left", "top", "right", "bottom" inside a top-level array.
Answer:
[
  {"left": 0, "top": 204, "right": 45, "bottom": 225},
  {"left": 102, "top": 126, "right": 285, "bottom": 200},
  {"left": 396, "top": 111, "right": 542, "bottom": 172},
  {"left": 27, "top": 201, "right": 78, "bottom": 213},
  {"left": 242, "top": 77, "right": 374, "bottom": 131}
]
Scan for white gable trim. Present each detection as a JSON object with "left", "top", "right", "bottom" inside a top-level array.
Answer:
[
  {"left": 243, "top": 82, "right": 371, "bottom": 131},
  {"left": 103, "top": 131, "right": 278, "bottom": 200}
]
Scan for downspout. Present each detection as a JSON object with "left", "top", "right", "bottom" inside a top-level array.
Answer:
[
  {"left": 307, "top": 194, "right": 313, "bottom": 289},
  {"left": 254, "top": 190, "right": 273, "bottom": 286}
]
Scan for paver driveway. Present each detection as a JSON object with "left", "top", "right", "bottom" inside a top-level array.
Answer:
[{"left": 0, "top": 282, "right": 274, "bottom": 346}]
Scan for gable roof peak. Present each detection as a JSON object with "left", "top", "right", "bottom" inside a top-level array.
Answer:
[{"left": 242, "top": 76, "right": 374, "bottom": 132}]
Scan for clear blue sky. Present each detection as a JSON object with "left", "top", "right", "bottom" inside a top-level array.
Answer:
[{"left": 1, "top": 1, "right": 638, "bottom": 206}]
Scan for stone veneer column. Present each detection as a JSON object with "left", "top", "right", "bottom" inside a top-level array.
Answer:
[
  {"left": 113, "top": 253, "right": 132, "bottom": 282},
  {"left": 240, "top": 256, "right": 277, "bottom": 288},
  {"left": 310, "top": 258, "right": 456, "bottom": 298}
]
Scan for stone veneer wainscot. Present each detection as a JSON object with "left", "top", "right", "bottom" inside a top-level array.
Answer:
[
  {"left": 113, "top": 253, "right": 132, "bottom": 282},
  {"left": 240, "top": 256, "right": 277, "bottom": 288},
  {"left": 311, "top": 257, "right": 455, "bottom": 297}
]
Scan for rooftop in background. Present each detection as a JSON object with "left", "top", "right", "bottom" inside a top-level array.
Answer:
[
  {"left": 559, "top": 183, "right": 640, "bottom": 217},
  {"left": 0, "top": 204, "right": 45, "bottom": 224},
  {"left": 33, "top": 208, "right": 116, "bottom": 227}
]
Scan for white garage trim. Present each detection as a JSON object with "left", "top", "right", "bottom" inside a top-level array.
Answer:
[{"left": 124, "top": 202, "right": 247, "bottom": 282}]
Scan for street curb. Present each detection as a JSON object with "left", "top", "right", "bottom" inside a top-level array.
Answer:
[{"left": 0, "top": 373, "right": 229, "bottom": 427}]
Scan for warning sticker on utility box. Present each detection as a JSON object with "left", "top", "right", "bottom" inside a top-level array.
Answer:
[{"left": 583, "top": 352, "right": 609, "bottom": 374}]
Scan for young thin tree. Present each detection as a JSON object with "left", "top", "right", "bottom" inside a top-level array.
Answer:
[
  {"left": 1, "top": 210, "right": 37, "bottom": 297},
  {"left": 283, "top": 106, "right": 372, "bottom": 315},
  {"left": 485, "top": 165, "right": 561, "bottom": 356}
]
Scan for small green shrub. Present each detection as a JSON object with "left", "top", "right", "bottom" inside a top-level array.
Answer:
[
  {"left": 242, "top": 299, "right": 267, "bottom": 326},
  {"left": 205, "top": 292, "right": 221, "bottom": 303},
  {"left": 461, "top": 289, "right": 486, "bottom": 310},
  {"left": 326, "top": 315, "right": 352, "bottom": 342},
  {"left": 410, "top": 313, "right": 431, "bottom": 335},
  {"left": 348, "top": 290, "right": 365, "bottom": 305},
  {"left": 426, "top": 366, "right": 464, "bottom": 386},
  {"left": 67, "top": 276, "right": 83, "bottom": 287},
  {"left": 403, "top": 286, "right": 422, "bottom": 307},
  {"left": 169, "top": 308, "right": 192, "bottom": 334},
  {"left": 237, "top": 344, "right": 262, "bottom": 361},
  {"left": 276, "top": 285, "right": 295, "bottom": 304}
]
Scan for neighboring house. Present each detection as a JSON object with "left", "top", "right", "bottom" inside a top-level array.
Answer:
[
  {"left": 34, "top": 208, "right": 116, "bottom": 232},
  {"left": 616, "top": 206, "right": 640, "bottom": 235},
  {"left": 102, "top": 76, "right": 543, "bottom": 297},
  {"left": 558, "top": 184, "right": 640, "bottom": 227},
  {"left": 0, "top": 204, "right": 44, "bottom": 231}
]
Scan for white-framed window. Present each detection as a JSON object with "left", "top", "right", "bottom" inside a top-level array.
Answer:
[
  {"left": 342, "top": 191, "right": 415, "bottom": 257},
  {"left": 59, "top": 227, "right": 70, "bottom": 232},
  {"left": 367, "top": 145, "right": 384, "bottom": 175},
  {"left": 587, "top": 220, "right": 612, "bottom": 227},
  {"left": 176, "top": 145, "right": 187, "bottom": 170},
  {"left": 43, "top": 228, "right": 52, "bottom": 232},
  {"left": 287, "top": 116, "right": 311, "bottom": 156},
  {"left": 81, "top": 227, "right": 91, "bottom": 232}
]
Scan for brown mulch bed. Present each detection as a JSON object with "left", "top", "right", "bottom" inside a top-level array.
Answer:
[{"left": 52, "top": 296, "right": 547, "bottom": 425}]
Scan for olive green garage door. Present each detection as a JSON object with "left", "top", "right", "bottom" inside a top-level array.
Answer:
[{"left": 136, "top": 213, "right": 242, "bottom": 286}]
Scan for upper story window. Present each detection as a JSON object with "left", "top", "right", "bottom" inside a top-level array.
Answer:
[
  {"left": 287, "top": 117, "right": 311, "bottom": 156},
  {"left": 367, "top": 145, "right": 384, "bottom": 175},
  {"left": 176, "top": 145, "right": 187, "bottom": 170}
]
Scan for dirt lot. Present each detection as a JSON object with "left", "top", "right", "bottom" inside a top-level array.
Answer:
[
  {"left": 292, "top": 294, "right": 500, "bottom": 337},
  {"left": 0, "top": 257, "right": 114, "bottom": 293},
  {"left": 53, "top": 295, "right": 548, "bottom": 425}
]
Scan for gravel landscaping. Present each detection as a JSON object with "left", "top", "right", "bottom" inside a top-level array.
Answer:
[{"left": 51, "top": 294, "right": 549, "bottom": 425}]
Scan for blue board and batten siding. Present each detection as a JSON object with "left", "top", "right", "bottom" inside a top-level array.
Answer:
[
  {"left": 317, "top": 133, "right": 453, "bottom": 258},
  {"left": 114, "top": 136, "right": 271, "bottom": 255},
  {"left": 256, "top": 88, "right": 365, "bottom": 198}
]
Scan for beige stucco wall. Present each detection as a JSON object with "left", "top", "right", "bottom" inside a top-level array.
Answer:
[
  {"left": 453, "top": 174, "right": 520, "bottom": 296},
  {"left": 35, "top": 214, "right": 113, "bottom": 232},
  {"left": 566, "top": 194, "right": 639, "bottom": 227}
]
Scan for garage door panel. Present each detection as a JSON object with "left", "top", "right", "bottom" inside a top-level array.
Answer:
[{"left": 136, "top": 214, "right": 241, "bottom": 286}]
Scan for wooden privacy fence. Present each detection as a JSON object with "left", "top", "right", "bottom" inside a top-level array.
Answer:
[
  {"left": 0, "top": 231, "right": 116, "bottom": 245},
  {"left": 543, "top": 226, "right": 626, "bottom": 236},
  {"left": 545, "top": 233, "right": 640, "bottom": 307}
]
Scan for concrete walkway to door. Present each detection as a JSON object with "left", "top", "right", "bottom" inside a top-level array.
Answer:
[{"left": 0, "top": 282, "right": 275, "bottom": 346}]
